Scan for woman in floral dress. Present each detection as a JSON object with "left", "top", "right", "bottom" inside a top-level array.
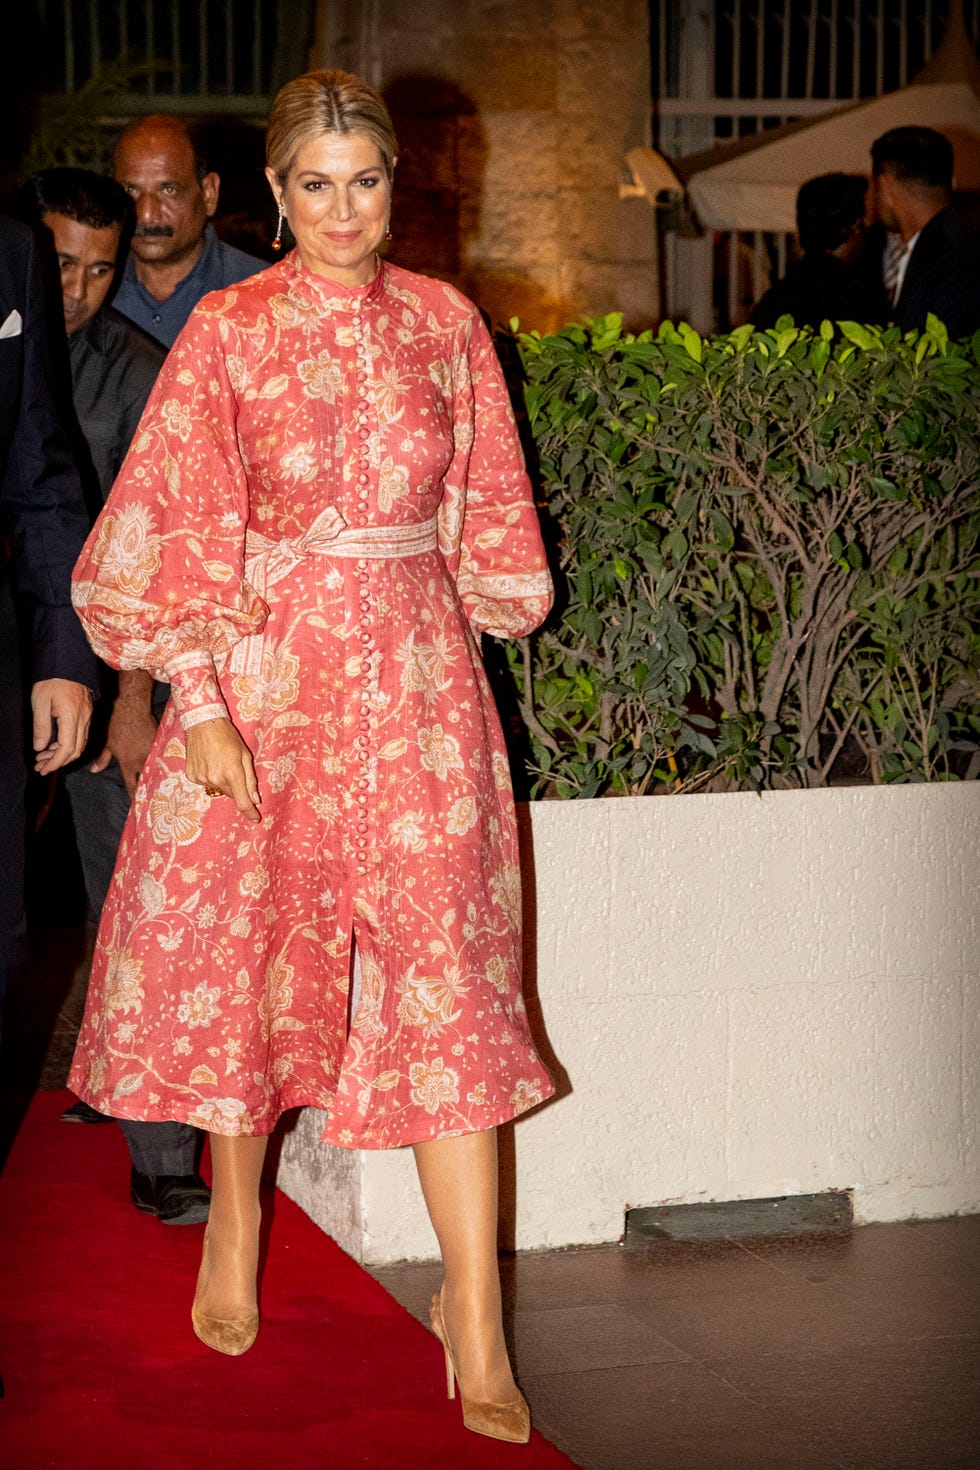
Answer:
[{"left": 68, "top": 71, "right": 553, "bottom": 1443}]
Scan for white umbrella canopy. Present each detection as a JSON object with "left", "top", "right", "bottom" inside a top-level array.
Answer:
[
  {"left": 686, "top": 85, "right": 980, "bottom": 232},
  {"left": 637, "top": 1, "right": 980, "bottom": 234}
]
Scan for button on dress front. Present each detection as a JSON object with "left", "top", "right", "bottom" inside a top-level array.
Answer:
[{"left": 68, "top": 256, "right": 555, "bottom": 1149}]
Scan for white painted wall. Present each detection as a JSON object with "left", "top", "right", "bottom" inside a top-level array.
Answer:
[{"left": 277, "top": 784, "right": 980, "bottom": 1262}]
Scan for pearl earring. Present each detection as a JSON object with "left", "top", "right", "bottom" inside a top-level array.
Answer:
[{"left": 272, "top": 205, "right": 286, "bottom": 252}]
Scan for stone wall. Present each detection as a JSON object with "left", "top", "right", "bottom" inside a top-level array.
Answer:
[
  {"left": 277, "top": 783, "right": 980, "bottom": 1262},
  {"left": 310, "top": 0, "right": 658, "bottom": 332}
]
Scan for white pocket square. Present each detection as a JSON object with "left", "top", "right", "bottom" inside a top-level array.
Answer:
[{"left": 0, "top": 309, "right": 23, "bottom": 339}]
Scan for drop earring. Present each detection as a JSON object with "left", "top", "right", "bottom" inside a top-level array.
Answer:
[{"left": 272, "top": 205, "right": 286, "bottom": 252}]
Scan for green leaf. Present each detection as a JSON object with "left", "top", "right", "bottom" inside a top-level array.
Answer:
[
  {"left": 924, "top": 313, "right": 949, "bottom": 348},
  {"left": 663, "top": 529, "right": 688, "bottom": 561},
  {"left": 729, "top": 324, "right": 754, "bottom": 351},
  {"left": 915, "top": 334, "right": 933, "bottom": 365},
  {"left": 774, "top": 327, "right": 799, "bottom": 358},
  {"left": 677, "top": 322, "right": 703, "bottom": 363},
  {"left": 710, "top": 511, "right": 735, "bottom": 551},
  {"left": 809, "top": 339, "right": 830, "bottom": 376},
  {"left": 838, "top": 321, "right": 877, "bottom": 350}
]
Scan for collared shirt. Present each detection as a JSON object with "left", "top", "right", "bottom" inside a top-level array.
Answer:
[
  {"left": 891, "top": 230, "right": 921, "bottom": 306},
  {"left": 111, "top": 225, "right": 264, "bottom": 347},
  {"left": 67, "top": 307, "right": 165, "bottom": 507}
]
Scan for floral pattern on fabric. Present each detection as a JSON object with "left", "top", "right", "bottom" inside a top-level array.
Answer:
[{"left": 68, "top": 256, "right": 555, "bottom": 1148}]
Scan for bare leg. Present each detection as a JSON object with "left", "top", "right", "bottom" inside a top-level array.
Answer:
[
  {"left": 196, "top": 1133, "right": 267, "bottom": 1321},
  {"left": 413, "top": 1128, "right": 518, "bottom": 1404}
]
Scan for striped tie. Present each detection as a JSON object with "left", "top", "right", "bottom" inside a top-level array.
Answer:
[{"left": 882, "top": 231, "right": 905, "bottom": 305}]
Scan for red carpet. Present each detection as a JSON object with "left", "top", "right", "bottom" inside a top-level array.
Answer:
[{"left": 0, "top": 1091, "right": 577, "bottom": 1469}]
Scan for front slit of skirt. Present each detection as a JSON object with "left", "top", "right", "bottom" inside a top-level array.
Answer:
[{"left": 346, "top": 929, "right": 362, "bottom": 1036}]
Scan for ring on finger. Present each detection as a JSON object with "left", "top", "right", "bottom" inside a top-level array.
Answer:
[{"left": 204, "top": 785, "right": 225, "bottom": 798}]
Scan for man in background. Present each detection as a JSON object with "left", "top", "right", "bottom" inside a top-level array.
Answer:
[
  {"left": 0, "top": 215, "right": 94, "bottom": 1055},
  {"left": 111, "top": 113, "right": 261, "bottom": 347},
  {"left": 751, "top": 173, "right": 887, "bottom": 330},
  {"left": 28, "top": 167, "right": 215, "bottom": 1225},
  {"left": 870, "top": 125, "right": 980, "bottom": 338},
  {"left": 31, "top": 124, "right": 263, "bottom": 1217},
  {"left": 0, "top": 209, "right": 95, "bottom": 1409}
]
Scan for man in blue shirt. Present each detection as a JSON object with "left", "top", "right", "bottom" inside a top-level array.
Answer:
[
  {"left": 111, "top": 114, "right": 262, "bottom": 348},
  {"left": 46, "top": 132, "right": 262, "bottom": 1220},
  {"left": 28, "top": 167, "right": 212, "bottom": 1223}
]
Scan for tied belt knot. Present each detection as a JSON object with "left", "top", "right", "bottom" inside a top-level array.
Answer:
[{"left": 229, "top": 507, "right": 439, "bottom": 675}]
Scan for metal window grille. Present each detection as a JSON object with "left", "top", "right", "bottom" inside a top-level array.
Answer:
[
  {"left": 650, "top": 0, "right": 976, "bottom": 329},
  {"left": 32, "top": 0, "right": 297, "bottom": 114}
]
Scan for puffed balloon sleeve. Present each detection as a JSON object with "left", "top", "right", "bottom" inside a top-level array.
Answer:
[
  {"left": 438, "top": 310, "right": 553, "bottom": 639},
  {"left": 71, "top": 306, "right": 267, "bottom": 729}
]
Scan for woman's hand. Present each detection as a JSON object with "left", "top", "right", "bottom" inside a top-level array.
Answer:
[{"left": 185, "top": 718, "right": 261, "bottom": 822}]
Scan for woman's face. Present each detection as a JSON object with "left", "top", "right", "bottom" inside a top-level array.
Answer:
[{"left": 267, "top": 132, "right": 392, "bottom": 286}]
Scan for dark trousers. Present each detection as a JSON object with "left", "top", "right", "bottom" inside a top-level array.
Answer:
[
  {"left": 65, "top": 756, "right": 198, "bottom": 1175},
  {"left": 0, "top": 585, "right": 27, "bottom": 1053},
  {"left": 0, "top": 753, "right": 27, "bottom": 1053}
]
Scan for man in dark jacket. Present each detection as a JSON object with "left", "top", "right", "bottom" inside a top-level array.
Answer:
[
  {"left": 27, "top": 137, "right": 262, "bottom": 1219},
  {"left": 751, "top": 173, "right": 887, "bottom": 330},
  {"left": 0, "top": 215, "right": 95, "bottom": 1043},
  {"left": 28, "top": 168, "right": 210, "bottom": 1224},
  {"left": 871, "top": 126, "right": 980, "bottom": 338}
]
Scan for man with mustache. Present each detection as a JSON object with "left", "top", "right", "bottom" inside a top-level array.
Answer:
[
  {"left": 53, "top": 126, "right": 262, "bottom": 1220},
  {"left": 111, "top": 114, "right": 261, "bottom": 347},
  {"left": 25, "top": 165, "right": 212, "bottom": 1224}
]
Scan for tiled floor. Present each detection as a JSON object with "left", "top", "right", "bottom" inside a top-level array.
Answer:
[
  {"left": 5, "top": 817, "right": 979, "bottom": 1469},
  {"left": 370, "top": 1216, "right": 980, "bottom": 1470}
]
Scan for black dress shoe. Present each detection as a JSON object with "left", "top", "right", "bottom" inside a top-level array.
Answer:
[
  {"left": 61, "top": 1099, "right": 114, "bottom": 1124},
  {"left": 130, "top": 1168, "right": 211, "bottom": 1225}
]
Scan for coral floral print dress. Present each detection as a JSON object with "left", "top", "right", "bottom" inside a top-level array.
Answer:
[{"left": 68, "top": 255, "right": 555, "bottom": 1149}]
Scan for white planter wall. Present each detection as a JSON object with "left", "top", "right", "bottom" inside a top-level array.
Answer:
[{"left": 277, "top": 784, "right": 980, "bottom": 1262}]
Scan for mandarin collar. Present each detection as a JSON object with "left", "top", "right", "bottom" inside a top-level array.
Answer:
[{"left": 282, "top": 251, "right": 387, "bottom": 312}]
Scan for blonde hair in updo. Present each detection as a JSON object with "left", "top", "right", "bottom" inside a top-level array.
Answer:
[{"left": 266, "top": 70, "right": 398, "bottom": 184}]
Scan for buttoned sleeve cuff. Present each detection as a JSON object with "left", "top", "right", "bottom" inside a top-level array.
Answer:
[{"left": 165, "top": 652, "right": 229, "bottom": 731}]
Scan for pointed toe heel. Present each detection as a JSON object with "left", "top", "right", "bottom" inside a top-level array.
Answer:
[
  {"left": 191, "top": 1226, "right": 260, "bottom": 1356},
  {"left": 429, "top": 1292, "right": 530, "bottom": 1445},
  {"left": 191, "top": 1303, "right": 259, "bottom": 1356}
]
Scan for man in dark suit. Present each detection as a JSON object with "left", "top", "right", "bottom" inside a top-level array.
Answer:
[
  {"left": 24, "top": 169, "right": 212, "bottom": 1225},
  {"left": 871, "top": 126, "right": 980, "bottom": 338},
  {"left": 0, "top": 214, "right": 96, "bottom": 1042}
]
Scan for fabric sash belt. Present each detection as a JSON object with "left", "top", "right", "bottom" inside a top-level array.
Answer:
[{"left": 230, "top": 509, "right": 439, "bottom": 676}]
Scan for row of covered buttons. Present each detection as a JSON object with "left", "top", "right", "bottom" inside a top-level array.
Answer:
[
  {"left": 353, "top": 313, "right": 372, "bottom": 512},
  {"left": 355, "top": 553, "right": 373, "bottom": 874},
  {"left": 353, "top": 311, "right": 373, "bottom": 876}
]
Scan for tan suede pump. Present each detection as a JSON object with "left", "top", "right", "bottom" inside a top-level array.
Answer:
[
  {"left": 429, "top": 1291, "right": 530, "bottom": 1444},
  {"left": 191, "top": 1228, "right": 260, "bottom": 1356}
]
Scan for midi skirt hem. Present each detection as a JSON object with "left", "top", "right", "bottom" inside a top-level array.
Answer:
[{"left": 66, "top": 1077, "right": 556, "bottom": 1151}]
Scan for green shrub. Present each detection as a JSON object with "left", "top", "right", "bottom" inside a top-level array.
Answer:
[{"left": 504, "top": 313, "right": 980, "bottom": 796}]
